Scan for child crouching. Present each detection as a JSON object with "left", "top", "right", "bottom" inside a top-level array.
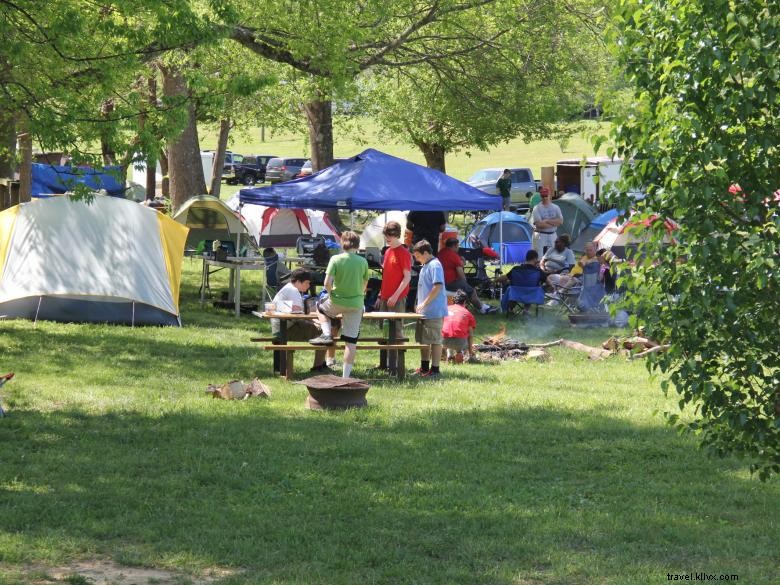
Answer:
[{"left": 442, "top": 289, "right": 477, "bottom": 364}]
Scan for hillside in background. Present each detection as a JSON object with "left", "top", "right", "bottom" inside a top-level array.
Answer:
[{"left": 201, "top": 119, "right": 609, "bottom": 182}]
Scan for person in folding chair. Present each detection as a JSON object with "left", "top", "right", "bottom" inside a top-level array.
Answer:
[
  {"left": 545, "top": 241, "right": 599, "bottom": 312},
  {"left": 497, "top": 249, "right": 546, "bottom": 316},
  {"left": 262, "top": 247, "right": 292, "bottom": 301},
  {"left": 577, "top": 254, "right": 607, "bottom": 312}
]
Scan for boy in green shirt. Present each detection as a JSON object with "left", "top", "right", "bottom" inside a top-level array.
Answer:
[{"left": 309, "top": 231, "right": 369, "bottom": 378}]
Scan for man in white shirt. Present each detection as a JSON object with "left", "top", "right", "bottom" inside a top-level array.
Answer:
[
  {"left": 531, "top": 187, "right": 564, "bottom": 255},
  {"left": 271, "top": 268, "right": 332, "bottom": 373}
]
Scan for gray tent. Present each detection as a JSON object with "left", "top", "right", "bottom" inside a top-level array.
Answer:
[{"left": 554, "top": 194, "right": 597, "bottom": 242}]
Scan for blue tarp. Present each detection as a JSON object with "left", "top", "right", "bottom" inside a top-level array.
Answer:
[
  {"left": 31, "top": 164, "right": 125, "bottom": 197},
  {"left": 571, "top": 208, "right": 620, "bottom": 253},
  {"left": 239, "top": 149, "right": 503, "bottom": 212}
]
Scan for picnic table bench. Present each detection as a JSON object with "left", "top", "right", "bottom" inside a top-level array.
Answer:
[{"left": 253, "top": 311, "right": 425, "bottom": 380}]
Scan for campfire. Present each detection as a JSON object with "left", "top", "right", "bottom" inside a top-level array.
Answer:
[{"left": 474, "top": 325, "right": 548, "bottom": 362}]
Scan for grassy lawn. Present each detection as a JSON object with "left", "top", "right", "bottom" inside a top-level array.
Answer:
[{"left": 0, "top": 259, "right": 777, "bottom": 584}]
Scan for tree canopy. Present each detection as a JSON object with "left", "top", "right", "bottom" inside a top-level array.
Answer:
[{"left": 609, "top": 0, "right": 780, "bottom": 478}]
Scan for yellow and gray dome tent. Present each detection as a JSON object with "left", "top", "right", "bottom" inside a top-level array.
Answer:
[
  {"left": 0, "top": 195, "right": 188, "bottom": 326},
  {"left": 173, "top": 194, "right": 252, "bottom": 252}
]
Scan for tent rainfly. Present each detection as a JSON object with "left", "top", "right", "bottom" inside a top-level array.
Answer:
[
  {"left": 173, "top": 194, "right": 251, "bottom": 251},
  {"left": 0, "top": 195, "right": 188, "bottom": 325}
]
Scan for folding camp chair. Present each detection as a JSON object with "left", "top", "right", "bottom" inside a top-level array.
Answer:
[
  {"left": 576, "top": 261, "right": 606, "bottom": 312},
  {"left": 544, "top": 279, "right": 583, "bottom": 314},
  {"left": 502, "top": 285, "right": 545, "bottom": 317},
  {"left": 262, "top": 251, "right": 291, "bottom": 302}
]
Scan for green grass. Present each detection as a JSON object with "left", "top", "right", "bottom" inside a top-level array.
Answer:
[{"left": 1, "top": 259, "right": 777, "bottom": 584}]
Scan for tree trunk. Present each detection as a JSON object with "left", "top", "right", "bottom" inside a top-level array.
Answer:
[
  {"left": 18, "top": 130, "right": 32, "bottom": 203},
  {"left": 159, "top": 148, "right": 170, "bottom": 199},
  {"left": 161, "top": 65, "right": 206, "bottom": 212},
  {"left": 418, "top": 141, "right": 447, "bottom": 173},
  {"left": 144, "top": 77, "right": 157, "bottom": 200},
  {"left": 303, "top": 99, "right": 333, "bottom": 172},
  {"left": 210, "top": 118, "right": 231, "bottom": 197},
  {"left": 303, "top": 99, "right": 343, "bottom": 231},
  {"left": 100, "top": 99, "right": 116, "bottom": 165},
  {"left": 0, "top": 111, "right": 16, "bottom": 180}
]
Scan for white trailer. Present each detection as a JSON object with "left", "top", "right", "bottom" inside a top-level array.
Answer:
[{"left": 556, "top": 157, "right": 622, "bottom": 205}]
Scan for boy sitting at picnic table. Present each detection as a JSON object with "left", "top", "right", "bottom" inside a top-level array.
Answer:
[
  {"left": 412, "top": 240, "right": 449, "bottom": 379},
  {"left": 309, "top": 231, "right": 369, "bottom": 379},
  {"left": 271, "top": 268, "right": 332, "bottom": 373},
  {"left": 442, "top": 290, "right": 477, "bottom": 364}
]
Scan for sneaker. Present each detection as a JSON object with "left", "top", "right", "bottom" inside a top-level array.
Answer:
[
  {"left": 309, "top": 364, "right": 335, "bottom": 374},
  {"left": 309, "top": 334, "right": 334, "bottom": 346},
  {"left": 420, "top": 370, "right": 442, "bottom": 379},
  {"left": 481, "top": 305, "right": 498, "bottom": 314}
]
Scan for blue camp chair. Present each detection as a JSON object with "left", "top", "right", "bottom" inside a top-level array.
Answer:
[{"left": 501, "top": 267, "right": 546, "bottom": 317}]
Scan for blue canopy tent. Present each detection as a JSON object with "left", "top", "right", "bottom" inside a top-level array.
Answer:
[
  {"left": 31, "top": 164, "right": 125, "bottom": 197},
  {"left": 239, "top": 148, "right": 503, "bottom": 212},
  {"left": 571, "top": 208, "right": 620, "bottom": 253}
]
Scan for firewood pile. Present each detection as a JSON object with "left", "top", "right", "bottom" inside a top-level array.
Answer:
[{"left": 205, "top": 378, "right": 271, "bottom": 400}]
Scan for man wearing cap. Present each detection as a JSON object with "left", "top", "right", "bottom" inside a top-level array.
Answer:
[
  {"left": 495, "top": 169, "right": 512, "bottom": 211},
  {"left": 530, "top": 187, "right": 563, "bottom": 256}
]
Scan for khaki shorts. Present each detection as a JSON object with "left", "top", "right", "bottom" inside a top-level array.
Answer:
[
  {"left": 415, "top": 318, "right": 443, "bottom": 345},
  {"left": 443, "top": 337, "right": 468, "bottom": 352},
  {"left": 318, "top": 297, "right": 363, "bottom": 342}
]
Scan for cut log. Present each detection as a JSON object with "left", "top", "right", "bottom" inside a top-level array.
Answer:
[
  {"left": 558, "top": 339, "right": 612, "bottom": 360},
  {"left": 629, "top": 344, "right": 671, "bottom": 360}
]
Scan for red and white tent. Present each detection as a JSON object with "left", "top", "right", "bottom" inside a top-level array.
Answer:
[
  {"left": 226, "top": 196, "right": 339, "bottom": 248},
  {"left": 594, "top": 213, "right": 677, "bottom": 258}
]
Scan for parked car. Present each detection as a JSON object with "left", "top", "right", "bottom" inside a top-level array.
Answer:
[
  {"left": 264, "top": 157, "right": 308, "bottom": 183},
  {"left": 202, "top": 150, "right": 244, "bottom": 182},
  {"left": 295, "top": 157, "right": 348, "bottom": 178},
  {"left": 466, "top": 167, "right": 536, "bottom": 210},
  {"left": 297, "top": 160, "right": 313, "bottom": 178},
  {"left": 230, "top": 154, "right": 279, "bottom": 185}
]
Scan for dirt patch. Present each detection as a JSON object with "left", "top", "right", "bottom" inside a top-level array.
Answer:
[{"left": 10, "top": 559, "right": 237, "bottom": 585}]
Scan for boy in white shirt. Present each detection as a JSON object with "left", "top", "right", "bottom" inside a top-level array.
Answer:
[{"left": 271, "top": 268, "right": 332, "bottom": 373}]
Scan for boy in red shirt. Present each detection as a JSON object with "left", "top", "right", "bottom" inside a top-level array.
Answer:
[
  {"left": 378, "top": 221, "right": 412, "bottom": 310},
  {"left": 375, "top": 220, "right": 412, "bottom": 371},
  {"left": 442, "top": 290, "right": 477, "bottom": 364}
]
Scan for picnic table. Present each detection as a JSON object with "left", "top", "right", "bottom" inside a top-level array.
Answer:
[{"left": 253, "top": 311, "right": 425, "bottom": 380}]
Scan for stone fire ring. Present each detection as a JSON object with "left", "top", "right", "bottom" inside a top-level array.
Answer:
[{"left": 296, "top": 374, "right": 370, "bottom": 410}]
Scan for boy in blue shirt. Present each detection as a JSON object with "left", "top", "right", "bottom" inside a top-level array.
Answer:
[{"left": 412, "top": 240, "right": 449, "bottom": 379}]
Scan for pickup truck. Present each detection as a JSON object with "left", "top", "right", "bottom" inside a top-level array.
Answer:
[
  {"left": 229, "top": 154, "right": 279, "bottom": 185},
  {"left": 465, "top": 167, "right": 536, "bottom": 210}
]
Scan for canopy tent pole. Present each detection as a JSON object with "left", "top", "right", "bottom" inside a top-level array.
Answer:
[{"left": 499, "top": 213, "right": 504, "bottom": 301}]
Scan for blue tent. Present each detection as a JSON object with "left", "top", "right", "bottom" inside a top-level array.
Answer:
[
  {"left": 31, "top": 164, "right": 125, "bottom": 197},
  {"left": 462, "top": 211, "right": 532, "bottom": 248},
  {"left": 239, "top": 148, "right": 503, "bottom": 212},
  {"left": 571, "top": 208, "right": 620, "bottom": 253}
]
